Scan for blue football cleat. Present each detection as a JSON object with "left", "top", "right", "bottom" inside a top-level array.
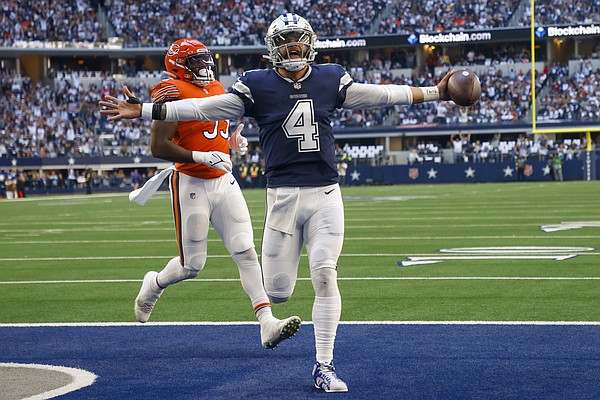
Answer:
[{"left": 312, "top": 361, "right": 348, "bottom": 393}]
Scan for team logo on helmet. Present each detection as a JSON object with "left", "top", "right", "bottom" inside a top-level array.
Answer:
[{"left": 164, "top": 38, "right": 215, "bottom": 87}]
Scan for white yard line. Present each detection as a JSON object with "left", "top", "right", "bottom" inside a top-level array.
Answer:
[
  {"left": 2, "top": 236, "right": 600, "bottom": 244},
  {"left": 0, "top": 277, "right": 599, "bottom": 285},
  {"left": 0, "top": 252, "right": 598, "bottom": 262}
]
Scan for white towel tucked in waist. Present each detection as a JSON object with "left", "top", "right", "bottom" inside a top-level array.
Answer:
[
  {"left": 266, "top": 188, "right": 299, "bottom": 235},
  {"left": 129, "top": 166, "right": 175, "bottom": 206}
]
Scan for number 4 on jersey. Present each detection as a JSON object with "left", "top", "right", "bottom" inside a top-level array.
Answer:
[{"left": 283, "top": 99, "right": 320, "bottom": 152}]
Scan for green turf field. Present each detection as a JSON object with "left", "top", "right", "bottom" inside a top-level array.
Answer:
[{"left": 1, "top": 181, "right": 599, "bottom": 323}]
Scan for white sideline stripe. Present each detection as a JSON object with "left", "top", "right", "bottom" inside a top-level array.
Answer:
[
  {"left": 0, "top": 321, "right": 598, "bottom": 327},
  {"left": 0, "top": 363, "right": 97, "bottom": 400},
  {"left": 1, "top": 277, "right": 599, "bottom": 285}
]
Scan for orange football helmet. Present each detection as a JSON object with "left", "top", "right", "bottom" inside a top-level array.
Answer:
[{"left": 164, "top": 38, "right": 215, "bottom": 87}]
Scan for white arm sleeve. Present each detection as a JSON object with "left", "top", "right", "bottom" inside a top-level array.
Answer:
[
  {"left": 342, "top": 83, "right": 413, "bottom": 109},
  {"left": 141, "top": 93, "right": 245, "bottom": 122}
]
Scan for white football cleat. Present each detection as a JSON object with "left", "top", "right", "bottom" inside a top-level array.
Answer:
[
  {"left": 134, "top": 271, "right": 163, "bottom": 323},
  {"left": 261, "top": 316, "right": 301, "bottom": 349},
  {"left": 312, "top": 361, "right": 348, "bottom": 393}
]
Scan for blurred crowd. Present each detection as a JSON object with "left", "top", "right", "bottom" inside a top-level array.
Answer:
[
  {"left": 537, "top": 61, "right": 600, "bottom": 122},
  {"left": 0, "top": 68, "right": 152, "bottom": 159},
  {"left": 1, "top": 53, "right": 599, "bottom": 160},
  {"left": 2, "top": 0, "right": 597, "bottom": 48},
  {"left": 375, "top": 0, "right": 522, "bottom": 35}
]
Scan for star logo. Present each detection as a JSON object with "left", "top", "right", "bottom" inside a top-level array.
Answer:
[
  {"left": 503, "top": 166, "right": 514, "bottom": 177},
  {"left": 68, "top": 157, "right": 75, "bottom": 166},
  {"left": 133, "top": 156, "right": 141, "bottom": 164},
  {"left": 350, "top": 170, "right": 361, "bottom": 181},
  {"left": 542, "top": 165, "right": 551, "bottom": 176},
  {"left": 11, "top": 158, "right": 17, "bottom": 167},
  {"left": 465, "top": 167, "right": 475, "bottom": 178},
  {"left": 427, "top": 168, "right": 438, "bottom": 179}
]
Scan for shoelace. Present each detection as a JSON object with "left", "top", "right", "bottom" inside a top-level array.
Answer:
[{"left": 318, "top": 364, "right": 338, "bottom": 382}]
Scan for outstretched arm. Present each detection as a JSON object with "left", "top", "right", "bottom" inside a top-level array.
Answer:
[
  {"left": 99, "top": 86, "right": 245, "bottom": 122},
  {"left": 343, "top": 70, "right": 456, "bottom": 109}
]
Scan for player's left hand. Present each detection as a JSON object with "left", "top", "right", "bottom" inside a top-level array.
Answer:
[
  {"left": 437, "top": 70, "right": 457, "bottom": 101},
  {"left": 99, "top": 86, "right": 143, "bottom": 121},
  {"left": 229, "top": 123, "right": 248, "bottom": 155},
  {"left": 192, "top": 151, "right": 233, "bottom": 173}
]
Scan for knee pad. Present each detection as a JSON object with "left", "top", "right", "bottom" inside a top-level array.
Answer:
[
  {"left": 311, "top": 266, "right": 339, "bottom": 297},
  {"left": 265, "top": 272, "right": 293, "bottom": 303},
  {"left": 186, "top": 213, "right": 209, "bottom": 242},
  {"left": 186, "top": 254, "right": 207, "bottom": 272},
  {"left": 229, "top": 231, "right": 254, "bottom": 255}
]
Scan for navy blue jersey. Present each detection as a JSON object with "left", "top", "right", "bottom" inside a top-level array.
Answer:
[{"left": 231, "top": 64, "right": 352, "bottom": 188}]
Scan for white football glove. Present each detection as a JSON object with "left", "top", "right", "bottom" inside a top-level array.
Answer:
[
  {"left": 229, "top": 123, "right": 248, "bottom": 155},
  {"left": 192, "top": 151, "right": 232, "bottom": 173}
]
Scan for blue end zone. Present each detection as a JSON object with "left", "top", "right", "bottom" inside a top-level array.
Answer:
[{"left": 1, "top": 324, "right": 599, "bottom": 399}]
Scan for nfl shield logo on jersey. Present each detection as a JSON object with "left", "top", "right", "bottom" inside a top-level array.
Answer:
[{"left": 409, "top": 168, "right": 419, "bottom": 180}]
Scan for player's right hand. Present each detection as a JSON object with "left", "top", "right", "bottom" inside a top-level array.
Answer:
[
  {"left": 437, "top": 70, "right": 457, "bottom": 101},
  {"left": 99, "top": 86, "right": 143, "bottom": 121},
  {"left": 192, "top": 151, "right": 233, "bottom": 173}
]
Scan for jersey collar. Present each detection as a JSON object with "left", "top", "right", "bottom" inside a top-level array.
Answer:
[{"left": 275, "top": 65, "right": 312, "bottom": 84}]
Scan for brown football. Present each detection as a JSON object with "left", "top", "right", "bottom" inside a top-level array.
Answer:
[{"left": 447, "top": 69, "right": 481, "bottom": 107}]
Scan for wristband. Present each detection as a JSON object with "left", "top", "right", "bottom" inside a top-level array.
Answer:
[
  {"left": 421, "top": 86, "right": 440, "bottom": 102},
  {"left": 152, "top": 103, "right": 165, "bottom": 120}
]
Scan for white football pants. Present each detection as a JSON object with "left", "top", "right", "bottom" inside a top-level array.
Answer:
[
  {"left": 166, "top": 171, "right": 271, "bottom": 315},
  {"left": 262, "top": 183, "right": 345, "bottom": 363}
]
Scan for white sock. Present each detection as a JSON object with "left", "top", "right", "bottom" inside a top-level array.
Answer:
[
  {"left": 313, "top": 295, "right": 341, "bottom": 364},
  {"left": 232, "top": 251, "right": 273, "bottom": 321}
]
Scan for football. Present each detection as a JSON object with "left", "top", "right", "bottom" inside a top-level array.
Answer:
[{"left": 447, "top": 69, "right": 481, "bottom": 107}]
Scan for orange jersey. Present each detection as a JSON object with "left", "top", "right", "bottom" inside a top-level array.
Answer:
[{"left": 151, "top": 78, "right": 230, "bottom": 179}]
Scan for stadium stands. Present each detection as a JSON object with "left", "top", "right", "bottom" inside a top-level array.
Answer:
[{"left": 0, "top": 0, "right": 598, "bottom": 193}]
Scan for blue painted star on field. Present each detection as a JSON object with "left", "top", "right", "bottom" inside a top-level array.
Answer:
[{"left": 427, "top": 168, "right": 438, "bottom": 179}]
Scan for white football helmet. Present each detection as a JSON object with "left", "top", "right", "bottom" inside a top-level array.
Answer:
[{"left": 265, "top": 13, "right": 317, "bottom": 72}]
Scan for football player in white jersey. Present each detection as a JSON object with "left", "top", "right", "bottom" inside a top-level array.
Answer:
[{"left": 100, "top": 13, "right": 456, "bottom": 393}]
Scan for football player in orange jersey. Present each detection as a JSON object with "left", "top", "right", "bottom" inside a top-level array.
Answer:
[{"left": 133, "top": 38, "right": 300, "bottom": 350}]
